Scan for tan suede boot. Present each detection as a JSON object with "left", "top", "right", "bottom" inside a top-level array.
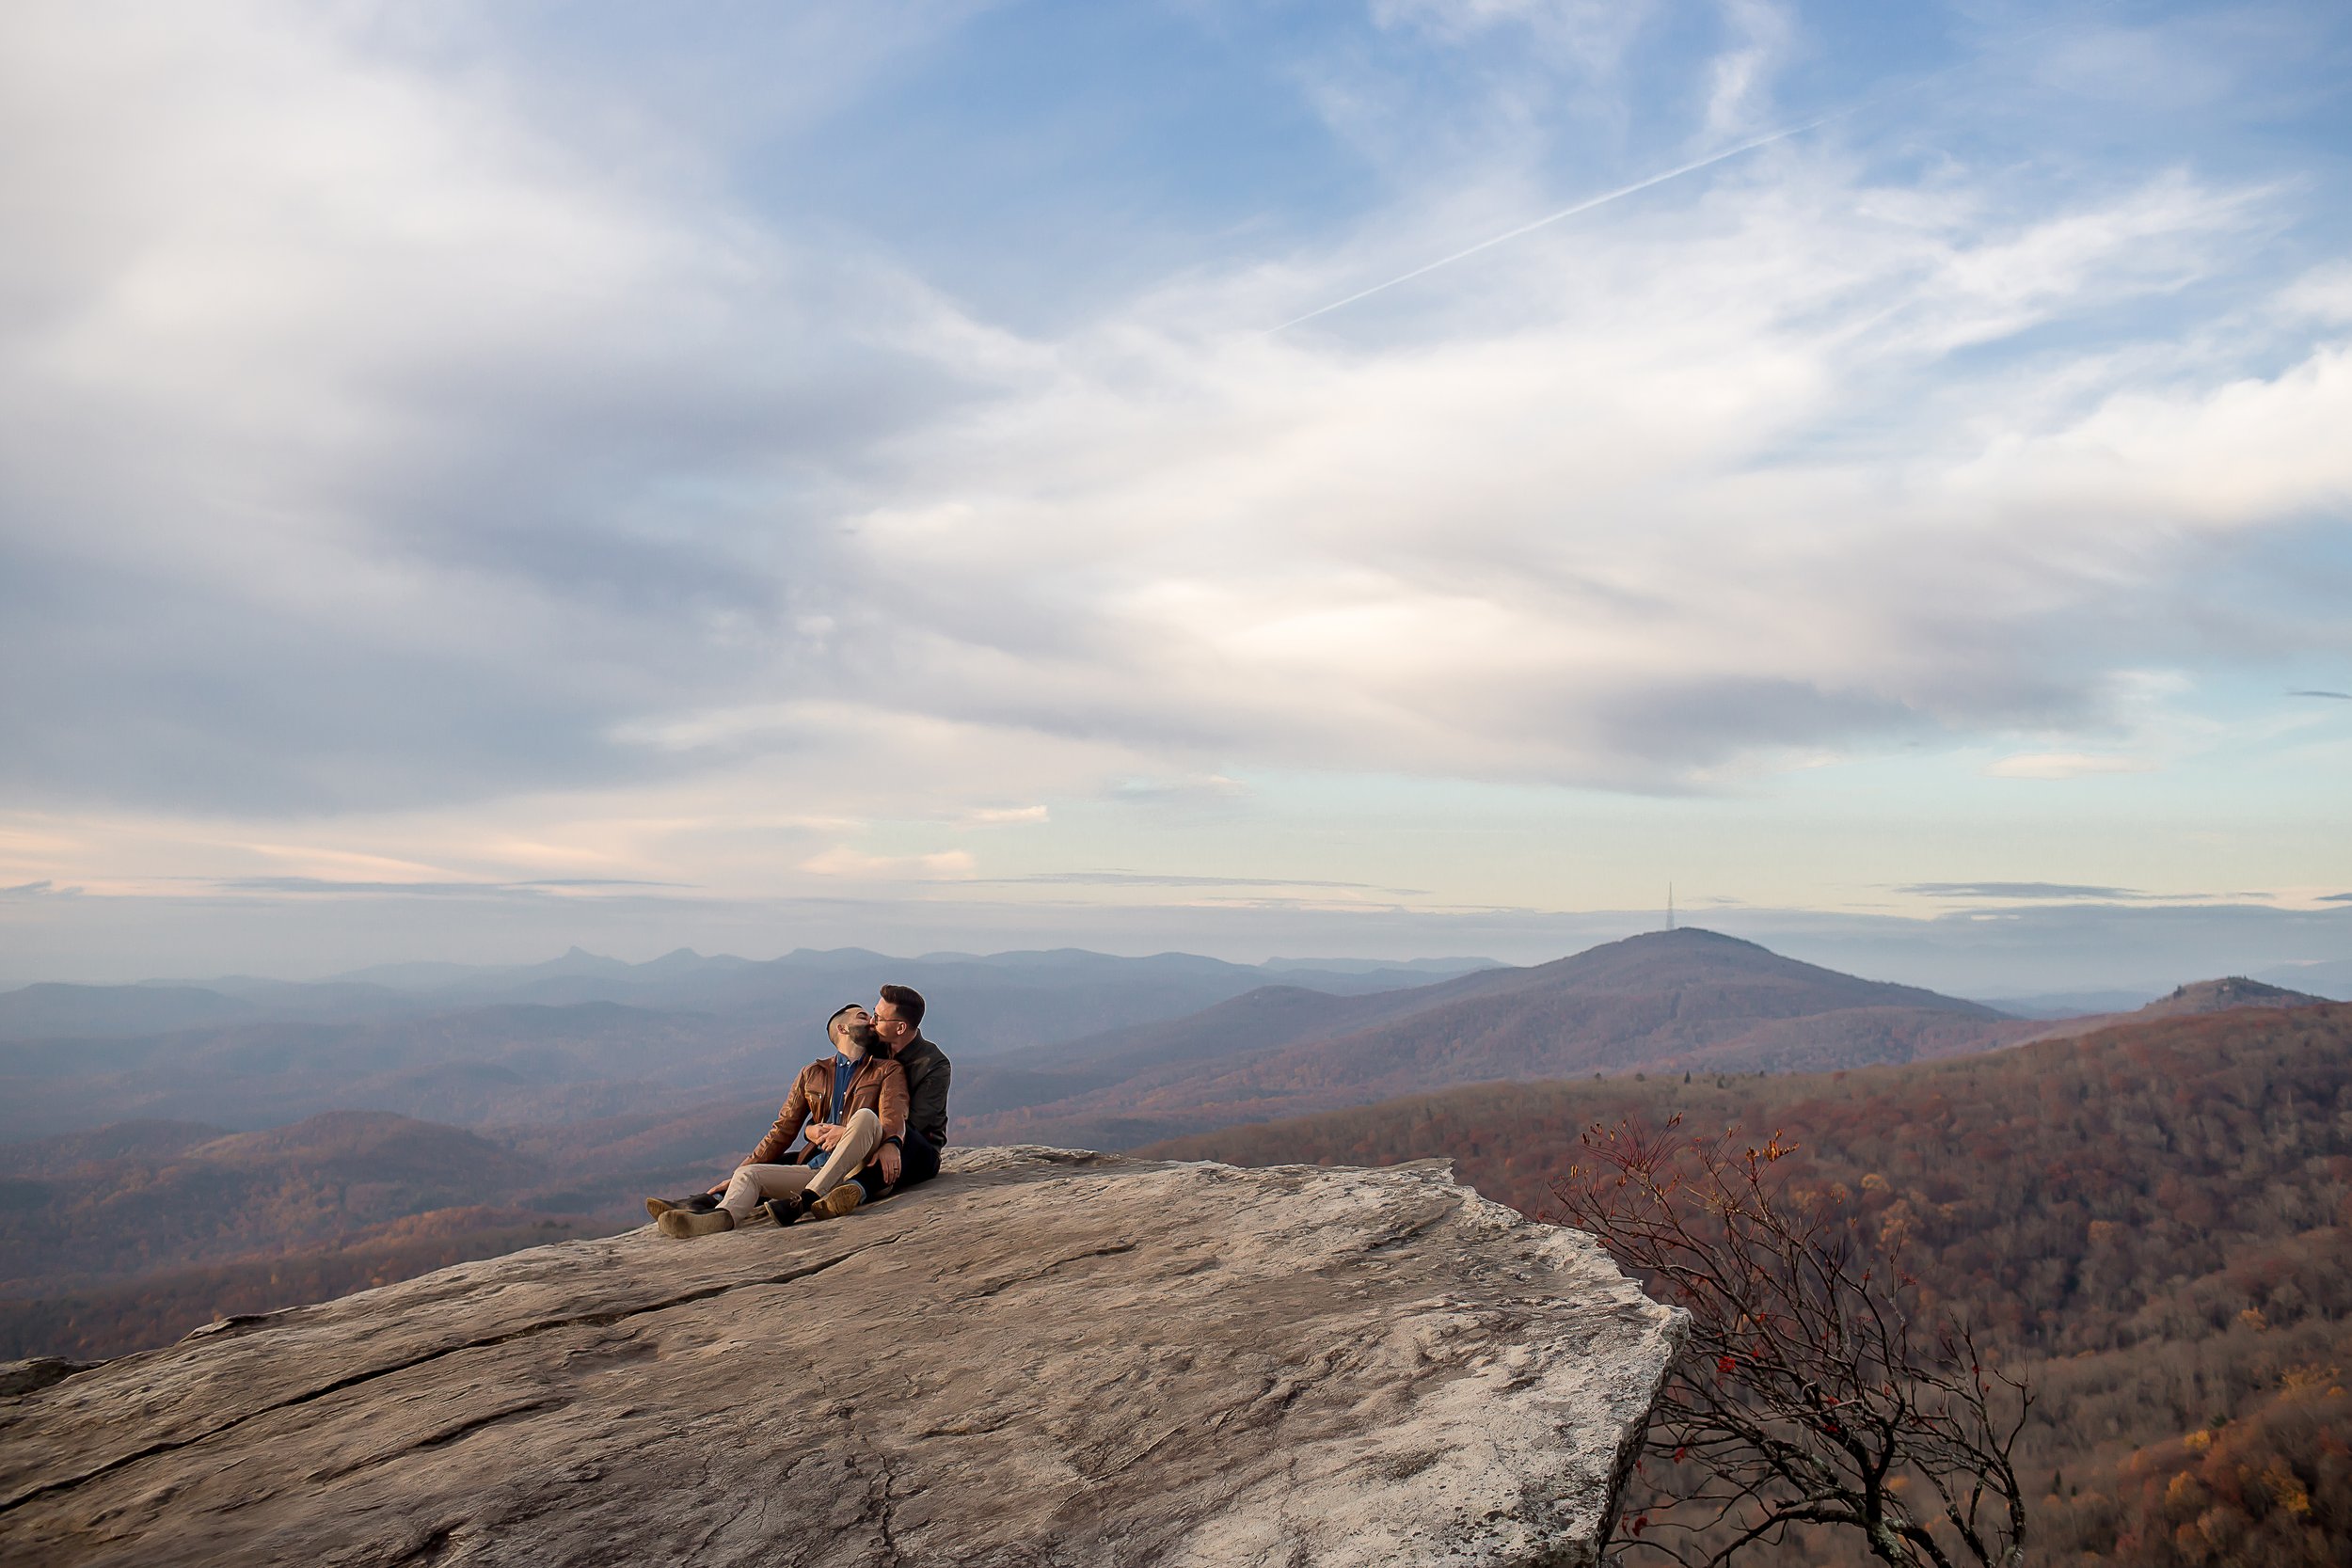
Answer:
[
  {"left": 810, "top": 1185, "right": 863, "bottom": 1221},
  {"left": 658, "top": 1208, "right": 735, "bottom": 1238}
]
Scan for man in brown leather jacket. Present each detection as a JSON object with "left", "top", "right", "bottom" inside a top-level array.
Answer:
[{"left": 655, "top": 1005, "right": 909, "bottom": 1238}]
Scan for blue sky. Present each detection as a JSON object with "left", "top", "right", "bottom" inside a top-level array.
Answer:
[{"left": 2, "top": 0, "right": 2348, "bottom": 988}]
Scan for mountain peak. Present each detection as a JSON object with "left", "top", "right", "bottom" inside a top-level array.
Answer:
[
  {"left": 2147, "top": 976, "right": 2327, "bottom": 1015},
  {"left": 1615, "top": 926, "right": 1757, "bottom": 947}
]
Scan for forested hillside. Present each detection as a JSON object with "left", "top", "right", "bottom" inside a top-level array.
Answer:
[
  {"left": 0, "top": 1212, "right": 603, "bottom": 1367},
  {"left": 1148, "top": 1005, "right": 2352, "bottom": 1567},
  {"left": 0, "top": 1107, "right": 709, "bottom": 1359}
]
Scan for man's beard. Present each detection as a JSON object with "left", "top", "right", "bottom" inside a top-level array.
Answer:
[{"left": 844, "top": 1022, "right": 887, "bottom": 1058}]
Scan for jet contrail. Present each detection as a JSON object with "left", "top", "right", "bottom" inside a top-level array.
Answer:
[
  {"left": 1268, "top": 111, "right": 1843, "bottom": 334},
  {"left": 1266, "top": 7, "right": 2107, "bottom": 335}
]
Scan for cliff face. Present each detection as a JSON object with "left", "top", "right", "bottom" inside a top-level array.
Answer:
[{"left": 0, "top": 1148, "right": 1682, "bottom": 1568}]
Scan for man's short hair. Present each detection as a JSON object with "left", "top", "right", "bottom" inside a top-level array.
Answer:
[
  {"left": 826, "top": 1003, "right": 864, "bottom": 1035},
  {"left": 878, "top": 983, "right": 926, "bottom": 1027}
]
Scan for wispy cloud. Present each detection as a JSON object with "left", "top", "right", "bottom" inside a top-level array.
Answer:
[
  {"left": 6, "top": 3, "right": 2334, "bottom": 814},
  {"left": 961, "top": 806, "right": 1050, "bottom": 827},
  {"left": 967, "top": 871, "right": 1427, "bottom": 893},
  {"left": 210, "top": 877, "right": 689, "bottom": 896},
  {"left": 799, "top": 847, "right": 976, "bottom": 879},
  {"left": 2, "top": 879, "right": 81, "bottom": 899},
  {"left": 1, "top": 2, "right": 2346, "bottom": 973},
  {"left": 1899, "top": 881, "right": 2152, "bottom": 902},
  {"left": 1984, "top": 754, "right": 2159, "bottom": 781}
]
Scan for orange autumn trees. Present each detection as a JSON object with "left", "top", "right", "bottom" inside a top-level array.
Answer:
[
  {"left": 2115, "top": 1372, "right": 2351, "bottom": 1568},
  {"left": 1146, "top": 1003, "right": 2352, "bottom": 1566},
  {"left": 1554, "top": 1115, "right": 2029, "bottom": 1568}
]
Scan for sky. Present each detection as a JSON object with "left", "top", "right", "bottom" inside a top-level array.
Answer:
[{"left": 2, "top": 0, "right": 2348, "bottom": 991}]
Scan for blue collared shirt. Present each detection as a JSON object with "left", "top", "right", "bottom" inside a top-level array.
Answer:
[{"left": 829, "top": 1052, "right": 856, "bottom": 1124}]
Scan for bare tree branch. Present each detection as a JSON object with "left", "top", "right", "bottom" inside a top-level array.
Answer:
[{"left": 1549, "top": 1116, "right": 2032, "bottom": 1568}]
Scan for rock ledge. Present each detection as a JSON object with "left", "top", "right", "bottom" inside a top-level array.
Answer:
[{"left": 1, "top": 1148, "right": 1682, "bottom": 1567}]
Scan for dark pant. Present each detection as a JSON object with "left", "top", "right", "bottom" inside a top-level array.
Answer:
[{"left": 899, "top": 1128, "right": 943, "bottom": 1186}]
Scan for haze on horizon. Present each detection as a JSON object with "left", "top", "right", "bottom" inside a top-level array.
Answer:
[{"left": 3, "top": 1, "right": 2347, "bottom": 990}]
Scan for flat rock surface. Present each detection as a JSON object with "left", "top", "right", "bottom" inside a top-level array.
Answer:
[{"left": 0, "top": 1148, "right": 1681, "bottom": 1568}]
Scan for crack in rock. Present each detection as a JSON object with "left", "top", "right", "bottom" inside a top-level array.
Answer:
[
  {"left": 952, "top": 1240, "right": 1138, "bottom": 1303},
  {"left": 305, "top": 1397, "right": 568, "bottom": 1485}
]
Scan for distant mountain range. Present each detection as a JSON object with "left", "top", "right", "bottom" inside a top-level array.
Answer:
[
  {"left": 5, "top": 929, "right": 2341, "bottom": 1367},
  {"left": 17, "top": 929, "right": 2332, "bottom": 1154},
  {"left": 954, "top": 927, "right": 2031, "bottom": 1148},
  {"left": 0, "top": 946, "right": 1498, "bottom": 1045},
  {"left": 2251, "top": 956, "right": 2352, "bottom": 1001},
  {"left": 0, "top": 947, "right": 1502, "bottom": 1142}
]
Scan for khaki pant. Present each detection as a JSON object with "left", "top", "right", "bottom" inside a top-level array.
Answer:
[{"left": 718, "top": 1107, "right": 884, "bottom": 1220}]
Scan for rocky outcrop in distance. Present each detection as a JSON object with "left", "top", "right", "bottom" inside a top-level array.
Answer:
[
  {"left": 2010, "top": 974, "right": 2330, "bottom": 1045},
  {"left": 0, "top": 1148, "right": 1682, "bottom": 1568}
]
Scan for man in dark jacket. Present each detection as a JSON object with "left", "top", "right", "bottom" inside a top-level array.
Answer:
[{"left": 870, "top": 983, "right": 950, "bottom": 1189}]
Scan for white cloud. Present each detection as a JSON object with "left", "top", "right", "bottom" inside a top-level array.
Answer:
[
  {"left": 962, "top": 806, "right": 1051, "bottom": 826},
  {"left": 800, "top": 847, "right": 976, "bottom": 879},
  {"left": 2, "top": 0, "right": 2344, "bottom": 920},
  {"left": 807, "top": 160, "right": 2311, "bottom": 792},
  {"left": 1702, "top": 0, "right": 1792, "bottom": 140},
  {"left": 1984, "top": 753, "right": 2158, "bottom": 781},
  {"left": 0, "top": 0, "right": 1003, "bottom": 814},
  {"left": 2279, "top": 263, "right": 2352, "bottom": 325}
]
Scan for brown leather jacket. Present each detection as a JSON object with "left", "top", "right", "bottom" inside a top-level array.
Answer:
[{"left": 742, "top": 1054, "right": 909, "bottom": 1169}]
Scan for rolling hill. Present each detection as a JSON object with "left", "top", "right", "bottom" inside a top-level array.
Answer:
[
  {"left": 959, "top": 927, "right": 2025, "bottom": 1148},
  {"left": 0, "top": 1104, "right": 723, "bottom": 1359},
  {"left": 0, "top": 1111, "right": 554, "bottom": 1295}
]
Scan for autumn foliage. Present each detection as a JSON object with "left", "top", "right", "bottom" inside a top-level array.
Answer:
[
  {"left": 0, "top": 1212, "right": 603, "bottom": 1362},
  {"left": 1148, "top": 1003, "right": 2352, "bottom": 1567}
]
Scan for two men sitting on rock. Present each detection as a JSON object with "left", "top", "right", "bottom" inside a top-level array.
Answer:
[{"left": 650, "top": 983, "right": 952, "bottom": 1238}]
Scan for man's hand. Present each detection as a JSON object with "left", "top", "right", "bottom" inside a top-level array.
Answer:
[
  {"left": 877, "top": 1143, "right": 902, "bottom": 1187},
  {"left": 805, "top": 1122, "right": 840, "bottom": 1151}
]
